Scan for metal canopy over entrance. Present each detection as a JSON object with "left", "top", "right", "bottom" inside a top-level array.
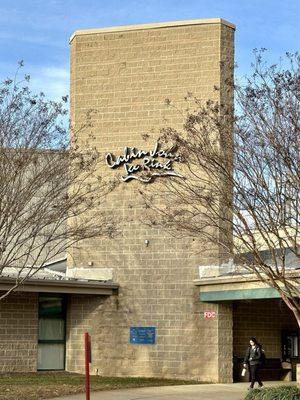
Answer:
[
  {"left": 200, "top": 287, "right": 281, "bottom": 302},
  {"left": 194, "top": 272, "right": 300, "bottom": 302}
]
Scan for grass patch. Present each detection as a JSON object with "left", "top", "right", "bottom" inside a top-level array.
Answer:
[
  {"left": 0, "top": 372, "right": 200, "bottom": 400},
  {"left": 245, "top": 385, "right": 300, "bottom": 400}
]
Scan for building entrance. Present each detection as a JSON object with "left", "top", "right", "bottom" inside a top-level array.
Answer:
[{"left": 232, "top": 299, "right": 299, "bottom": 382}]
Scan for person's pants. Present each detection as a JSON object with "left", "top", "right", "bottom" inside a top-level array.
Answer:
[{"left": 249, "top": 364, "right": 263, "bottom": 388}]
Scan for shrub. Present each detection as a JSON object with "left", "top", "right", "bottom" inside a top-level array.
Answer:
[{"left": 245, "top": 385, "right": 300, "bottom": 400}]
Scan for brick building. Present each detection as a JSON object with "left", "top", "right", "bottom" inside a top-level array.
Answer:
[
  {"left": 68, "top": 18, "right": 299, "bottom": 382},
  {"left": 0, "top": 18, "right": 299, "bottom": 383}
]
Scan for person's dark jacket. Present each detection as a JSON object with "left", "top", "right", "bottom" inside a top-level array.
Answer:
[{"left": 243, "top": 345, "right": 262, "bottom": 366}]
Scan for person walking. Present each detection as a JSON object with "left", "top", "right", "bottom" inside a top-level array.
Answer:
[{"left": 243, "top": 337, "right": 264, "bottom": 390}]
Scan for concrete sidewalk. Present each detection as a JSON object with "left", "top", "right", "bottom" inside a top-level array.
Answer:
[{"left": 50, "top": 381, "right": 297, "bottom": 400}]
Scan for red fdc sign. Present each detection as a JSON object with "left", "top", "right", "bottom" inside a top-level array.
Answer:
[{"left": 204, "top": 311, "right": 217, "bottom": 319}]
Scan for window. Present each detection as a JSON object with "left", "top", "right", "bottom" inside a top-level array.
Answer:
[
  {"left": 282, "top": 330, "right": 299, "bottom": 360},
  {"left": 37, "top": 294, "right": 66, "bottom": 370}
]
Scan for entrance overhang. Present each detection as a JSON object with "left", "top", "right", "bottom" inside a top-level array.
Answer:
[{"left": 194, "top": 272, "right": 300, "bottom": 302}]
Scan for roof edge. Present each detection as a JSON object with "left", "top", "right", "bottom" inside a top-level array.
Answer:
[
  {"left": 0, "top": 276, "right": 119, "bottom": 295},
  {"left": 70, "top": 18, "right": 235, "bottom": 43},
  {"left": 194, "top": 270, "right": 300, "bottom": 286}
]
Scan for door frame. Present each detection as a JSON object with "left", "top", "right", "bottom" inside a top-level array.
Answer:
[{"left": 37, "top": 293, "right": 67, "bottom": 371}]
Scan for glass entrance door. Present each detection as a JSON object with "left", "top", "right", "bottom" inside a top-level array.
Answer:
[
  {"left": 38, "top": 294, "right": 66, "bottom": 370},
  {"left": 282, "top": 330, "right": 299, "bottom": 360}
]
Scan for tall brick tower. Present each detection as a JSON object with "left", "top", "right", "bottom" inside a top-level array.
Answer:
[{"left": 68, "top": 18, "right": 235, "bottom": 383}]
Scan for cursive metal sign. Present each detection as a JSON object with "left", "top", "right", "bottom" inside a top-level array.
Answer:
[{"left": 106, "top": 142, "right": 183, "bottom": 182}]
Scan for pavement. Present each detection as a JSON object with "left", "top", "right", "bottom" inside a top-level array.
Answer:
[{"left": 50, "top": 381, "right": 297, "bottom": 400}]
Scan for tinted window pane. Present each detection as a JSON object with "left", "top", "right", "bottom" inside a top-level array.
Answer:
[
  {"left": 38, "top": 343, "right": 65, "bottom": 370},
  {"left": 39, "top": 296, "right": 63, "bottom": 316},
  {"left": 39, "top": 318, "right": 65, "bottom": 341}
]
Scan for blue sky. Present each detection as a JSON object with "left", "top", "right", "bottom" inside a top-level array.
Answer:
[{"left": 0, "top": 0, "right": 299, "bottom": 100}]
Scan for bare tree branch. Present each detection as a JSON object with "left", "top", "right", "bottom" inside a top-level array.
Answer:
[
  {"left": 0, "top": 66, "right": 118, "bottom": 299},
  {"left": 141, "top": 51, "right": 300, "bottom": 325}
]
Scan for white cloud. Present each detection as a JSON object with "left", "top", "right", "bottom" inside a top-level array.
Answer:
[
  {"left": 0, "top": 62, "right": 69, "bottom": 102},
  {"left": 30, "top": 66, "right": 69, "bottom": 101}
]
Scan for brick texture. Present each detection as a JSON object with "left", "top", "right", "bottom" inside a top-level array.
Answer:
[
  {"left": 69, "top": 20, "right": 235, "bottom": 382},
  {"left": 0, "top": 292, "right": 38, "bottom": 372}
]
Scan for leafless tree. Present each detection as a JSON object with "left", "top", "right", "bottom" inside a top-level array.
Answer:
[
  {"left": 142, "top": 51, "right": 300, "bottom": 325},
  {"left": 0, "top": 63, "right": 117, "bottom": 299}
]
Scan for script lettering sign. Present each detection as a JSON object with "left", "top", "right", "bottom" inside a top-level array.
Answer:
[{"left": 106, "top": 142, "right": 183, "bottom": 183}]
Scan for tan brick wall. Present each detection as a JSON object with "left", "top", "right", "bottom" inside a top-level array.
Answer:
[
  {"left": 233, "top": 299, "right": 298, "bottom": 359},
  {"left": 66, "top": 294, "right": 109, "bottom": 372},
  {"left": 69, "top": 20, "right": 234, "bottom": 382},
  {"left": 66, "top": 293, "right": 233, "bottom": 381},
  {"left": 0, "top": 292, "right": 38, "bottom": 372}
]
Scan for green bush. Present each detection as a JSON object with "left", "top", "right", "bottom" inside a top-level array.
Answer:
[{"left": 245, "top": 385, "right": 300, "bottom": 400}]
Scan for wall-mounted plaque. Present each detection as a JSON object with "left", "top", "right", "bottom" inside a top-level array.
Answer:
[{"left": 129, "top": 326, "right": 156, "bottom": 344}]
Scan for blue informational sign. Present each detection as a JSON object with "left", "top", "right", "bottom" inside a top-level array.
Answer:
[{"left": 130, "top": 327, "right": 156, "bottom": 344}]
